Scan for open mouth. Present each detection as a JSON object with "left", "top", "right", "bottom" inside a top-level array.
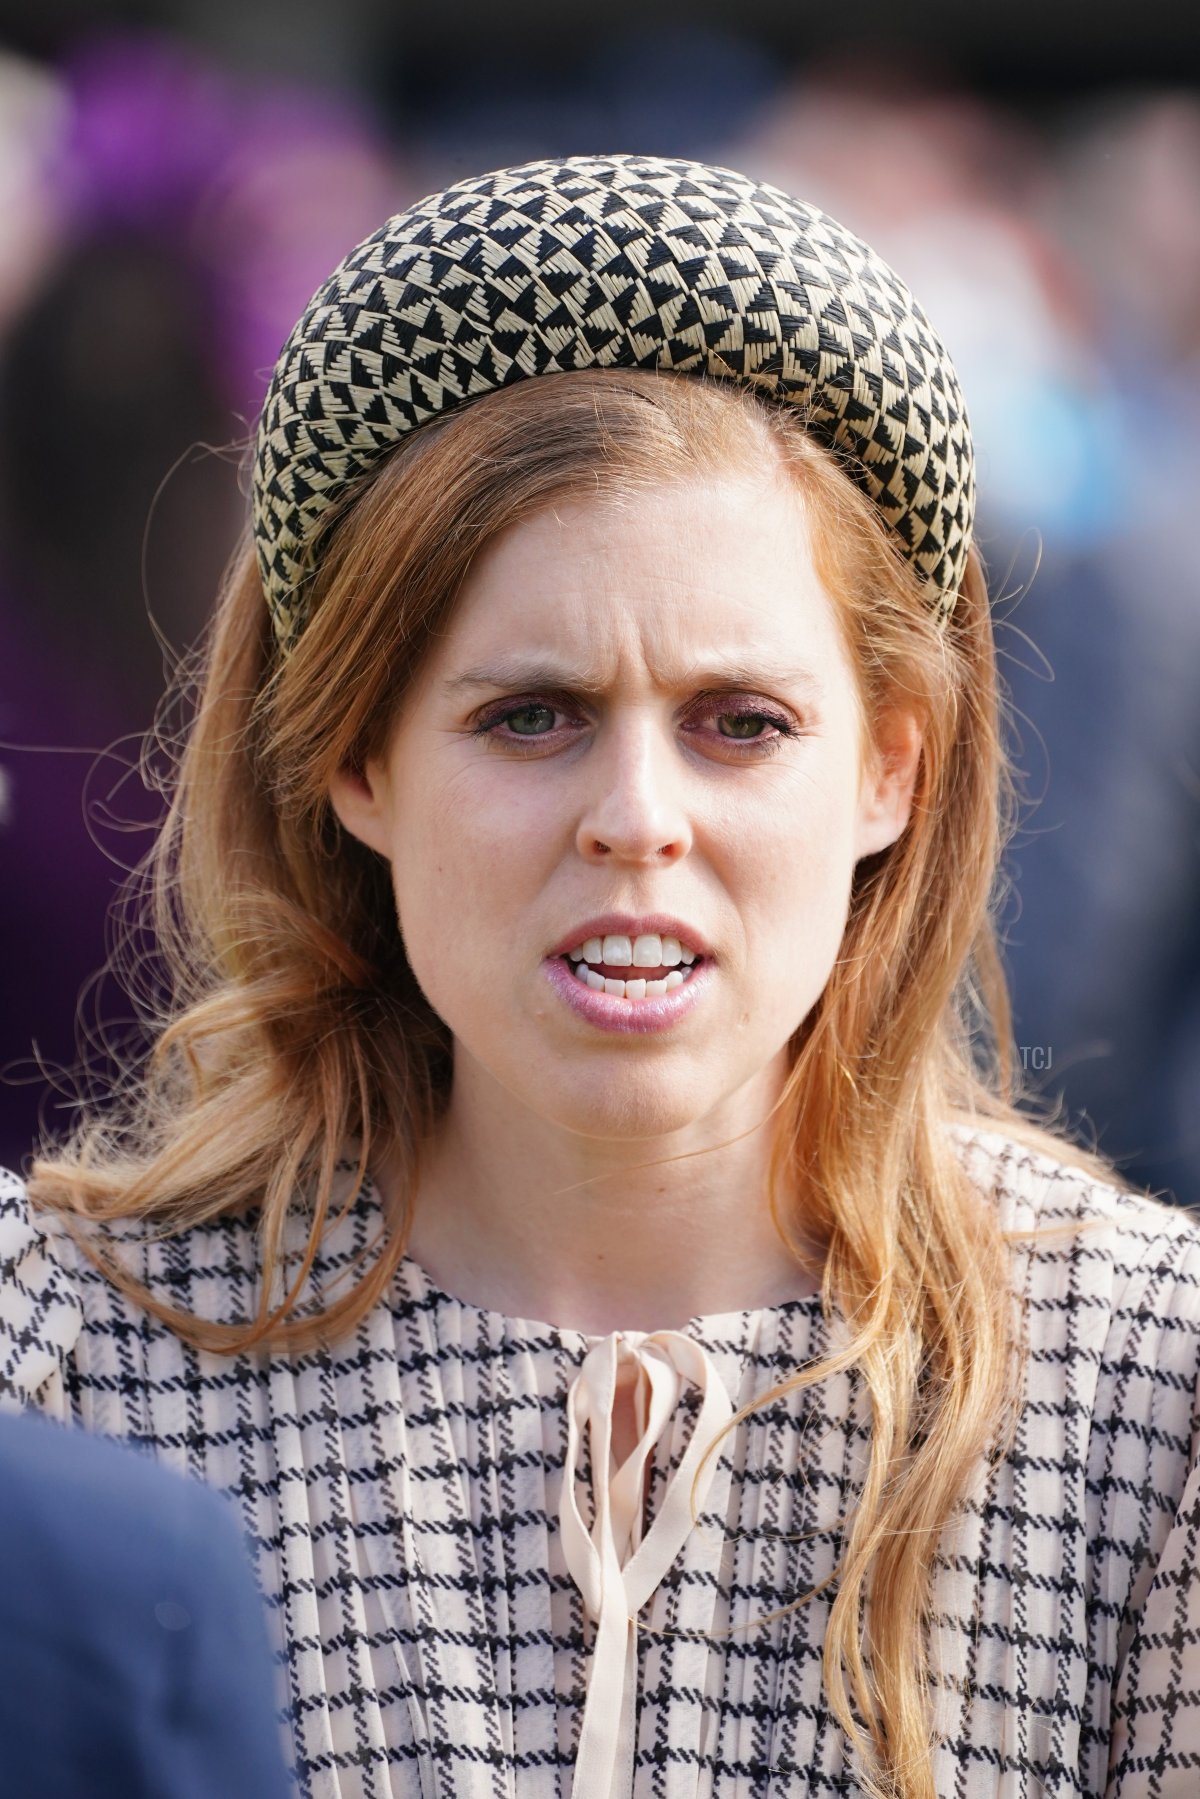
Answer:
[{"left": 560, "top": 952, "right": 705, "bottom": 1000}]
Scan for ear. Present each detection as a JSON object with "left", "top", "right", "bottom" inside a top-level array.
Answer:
[
  {"left": 327, "top": 756, "right": 395, "bottom": 859},
  {"left": 853, "top": 706, "right": 923, "bottom": 862}
]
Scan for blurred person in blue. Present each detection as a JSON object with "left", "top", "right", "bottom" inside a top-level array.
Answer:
[
  {"left": 995, "top": 95, "right": 1200, "bottom": 1206},
  {"left": 731, "top": 72, "right": 1200, "bottom": 1205},
  {"left": 0, "top": 1406, "right": 292, "bottom": 1799},
  {"left": 4, "top": 150, "right": 1200, "bottom": 1799}
]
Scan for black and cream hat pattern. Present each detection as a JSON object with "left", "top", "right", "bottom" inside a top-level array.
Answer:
[{"left": 252, "top": 154, "right": 975, "bottom": 652}]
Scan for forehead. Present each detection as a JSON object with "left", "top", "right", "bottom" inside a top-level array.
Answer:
[{"left": 428, "top": 473, "right": 851, "bottom": 691}]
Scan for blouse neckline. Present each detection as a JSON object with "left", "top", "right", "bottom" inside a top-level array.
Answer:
[{"left": 393, "top": 1247, "right": 826, "bottom": 1350}]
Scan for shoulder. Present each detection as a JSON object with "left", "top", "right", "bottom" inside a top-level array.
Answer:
[
  {"left": 0, "top": 1165, "right": 85, "bottom": 1416},
  {"left": 0, "top": 1155, "right": 387, "bottom": 1418},
  {"left": 948, "top": 1120, "right": 1200, "bottom": 1455},
  {"left": 948, "top": 1119, "right": 1200, "bottom": 1320},
  {"left": 941, "top": 1127, "right": 1200, "bottom": 1789}
]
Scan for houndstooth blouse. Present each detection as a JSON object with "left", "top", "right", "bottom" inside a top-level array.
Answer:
[{"left": 2, "top": 1126, "right": 1200, "bottom": 1798}]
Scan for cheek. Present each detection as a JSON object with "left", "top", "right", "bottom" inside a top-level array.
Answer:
[
  {"left": 747, "top": 762, "right": 861, "bottom": 905},
  {"left": 387, "top": 774, "right": 550, "bottom": 992},
  {"left": 741, "top": 771, "right": 862, "bottom": 1002}
]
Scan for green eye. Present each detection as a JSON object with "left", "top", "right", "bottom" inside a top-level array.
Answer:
[
  {"left": 469, "top": 695, "right": 801, "bottom": 759},
  {"left": 506, "top": 705, "right": 558, "bottom": 736},
  {"left": 717, "top": 713, "right": 771, "bottom": 739}
]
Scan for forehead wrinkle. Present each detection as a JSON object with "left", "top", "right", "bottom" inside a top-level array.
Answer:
[
  {"left": 439, "top": 649, "right": 827, "bottom": 701},
  {"left": 440, "top": 474, "right": 834, "bottom": 703}
]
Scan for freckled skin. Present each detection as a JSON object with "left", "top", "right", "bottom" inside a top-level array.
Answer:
[{"left": 328, "top": 471, "right": 920, "bottom": 1331}]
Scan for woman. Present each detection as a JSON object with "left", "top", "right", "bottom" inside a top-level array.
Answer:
[{"left": 3, "top": 155, "right": 1199, "bottom": 1799}]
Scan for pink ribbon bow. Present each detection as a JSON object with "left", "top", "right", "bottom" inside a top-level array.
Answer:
[{"left": 559, "top": 1330, "right": 734, "bottom": 1799}]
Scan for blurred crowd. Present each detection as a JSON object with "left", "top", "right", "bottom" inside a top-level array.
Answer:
[{"left": 0, "top": 30, "right": 1197, "bottom": 1200}]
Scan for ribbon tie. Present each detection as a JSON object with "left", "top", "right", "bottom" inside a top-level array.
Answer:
[{"left": 559, "top": 1330, "right": 734, "bottom": 1799}]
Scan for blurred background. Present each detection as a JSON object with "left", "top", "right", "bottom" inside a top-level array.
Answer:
[{"left": 0, "top": 1, "right": 1197, "bottom": 1200}]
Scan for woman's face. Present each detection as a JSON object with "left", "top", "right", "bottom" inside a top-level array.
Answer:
[{"left": 329, "top": 470, "right": 920, "bottom": 1141}]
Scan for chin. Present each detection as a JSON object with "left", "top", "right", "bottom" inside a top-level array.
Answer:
[{"left": 524, "top": 1075, "right": 719, "bottom": 1143}]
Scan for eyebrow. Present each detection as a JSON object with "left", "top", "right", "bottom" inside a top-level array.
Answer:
[{"left": 440, "top": 657, "right": 827, "bottom": 700}]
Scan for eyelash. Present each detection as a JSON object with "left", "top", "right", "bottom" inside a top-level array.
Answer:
[{"left": 466, "top": 694, "right": 803, "bottom": 760}]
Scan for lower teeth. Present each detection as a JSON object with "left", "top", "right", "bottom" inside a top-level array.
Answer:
[{"left": 568, "top": 960, "right": 693, "bottom": 999}]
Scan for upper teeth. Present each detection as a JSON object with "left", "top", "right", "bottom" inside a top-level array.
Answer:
[{"left": 567, "top": 933, "right": 698, "bottom": 966}]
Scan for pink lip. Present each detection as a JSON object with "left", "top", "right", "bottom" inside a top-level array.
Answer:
[
  {"left": 547, "top": 913, "right": 715, "bottom": 959},
  {"left": 542, "top": 952, "right": 715, "bottom": 1035}
]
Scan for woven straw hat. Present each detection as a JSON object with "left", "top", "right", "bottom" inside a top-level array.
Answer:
[{"left": 252, "top": 153, "right": 975, "bottom": 652}]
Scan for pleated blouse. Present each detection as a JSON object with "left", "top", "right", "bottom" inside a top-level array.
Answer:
[{"left": 3, "top": 1126, "right": 1200, "bottom": 1798}]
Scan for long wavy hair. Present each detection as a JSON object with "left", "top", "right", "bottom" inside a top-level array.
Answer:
[{"left": 28, "top": 367, "right": 1121, "bottom": 1798}]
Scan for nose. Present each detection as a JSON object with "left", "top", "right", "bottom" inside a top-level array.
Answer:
[{"left": 575, "top": 710, "right": 693, "bottom": 865}]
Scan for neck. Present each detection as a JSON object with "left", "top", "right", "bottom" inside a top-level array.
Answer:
[{"left": 385, "top": 1051, "right": 822, "bottom": 1336}]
